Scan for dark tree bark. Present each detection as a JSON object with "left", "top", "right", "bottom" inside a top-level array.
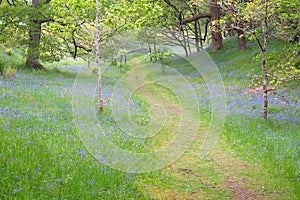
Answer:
[
  {"left": 210, "top": 0, "right": 223, "bottom": 52},
  {"left": 198, "top": 21, "right": 204, "bottom": 49},
  {"left": 194, "top": 20, "right": 201, "bottom": 52},
  {"left": 202, "top": 20, "right": 209, "bottom": 44},
  {"left": 26, "top": 0, "right": 51, "bottom": 69},
  {"left": 237, "top": 29, "right": 246, "bottom": 50}
]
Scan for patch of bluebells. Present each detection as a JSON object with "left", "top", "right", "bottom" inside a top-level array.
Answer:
[
  {"left": 183, "top": 69, "right": 300, "bottom": 179},
  {"left": 226, "top": 86, "right": 300, "bottom": 123}
]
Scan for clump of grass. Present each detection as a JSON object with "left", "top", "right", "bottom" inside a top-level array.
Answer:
[
  {"left": 52, "top": 65, "right": 61, "bottom": 73},
  {"left": 5, "top": 48, "right": 13, "bottom": 56},
  {"left": 3, "top": 66, "right": 17, "bottom": 79},
  {"left": 0, "top": 57, "right": 6, "bottom": 75}
]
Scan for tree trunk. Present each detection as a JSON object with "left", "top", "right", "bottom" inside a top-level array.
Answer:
[
  {"left": 180, "top": 26, "right": 189, "bottom": 57},
  {"left": 210, "top": 0, "right": 223, "bottom": 52},
  {"left": 148, "top": 42, "right": 151, "bottom": 52},
  {"left": 194, "top": 20, "right": 201, "bottom": 52},
  {"left": 183, "top": 45, "right": 189, "bottom": 57},
  {"left": 262, "top": 7, "right": 269, "bottom": 120},
  {"left": 198, "top": 21, "right": 204, "bottom": 49},
  {"left": 262, "top": 48, "right": 268, "bottom": 120},
  {"left": 96, "top": 0, "right": 104, "bottom": 113},
  {"left": 186, "top": 26, "right": 192, "bottom": 55},
  {"left": 26, "top": 0, "right": 44, "bottom": 69},
  {"left": 237, "top": 29, "right": 247, "bottom": 50},
  {"left": 87, "top": 53, "right": 90, "bottom": 68}
]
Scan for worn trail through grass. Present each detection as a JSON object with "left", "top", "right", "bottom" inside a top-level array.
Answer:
[{"left": 126, "top": 56, "right": 294, "bottom": 200}]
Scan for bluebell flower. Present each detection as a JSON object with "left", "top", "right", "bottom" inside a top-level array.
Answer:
[{"left": 78, "top": 149, "right": 86, "bottom": 160}]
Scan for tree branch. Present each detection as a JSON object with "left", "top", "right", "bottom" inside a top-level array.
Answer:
[
  {"left": 163, "top": 0, "right": 180, "bottom": 14},
  {"left": 36, "top": 18, "right": 55, "bottom": 24},
  {"left": 182, "top": 13, "right": 211, "bottom": 25},
  {"left": 252, "top": 30, "right": 264, "bottom": 52}
]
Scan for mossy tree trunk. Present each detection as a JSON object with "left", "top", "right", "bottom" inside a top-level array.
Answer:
[
  {"left": 26, "top": 0, "right": 51, "bottom": 70},
  {"left": 210, "top": 0, "right": 223, "bottom": 52}
]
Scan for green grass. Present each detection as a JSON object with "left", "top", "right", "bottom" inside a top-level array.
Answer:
[
  {"left": 0, "top": 65, "right": 152, "bottom": 199},
  {"left": 1, "top": 37, "right": 299, "bottom": 199},
  {"left": 207, "top": 36, "right": 300, "bottom": 197},
  {"left": 160, "top": 38, "right": 300, "bottom": 198}
]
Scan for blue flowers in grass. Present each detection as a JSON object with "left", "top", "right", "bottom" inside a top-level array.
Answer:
[
  {"left": 13, "top": 187, "right": 23, "bottom": 194},
  {"left": 78, "top": 148, "right": 86, "bottom": 160}
]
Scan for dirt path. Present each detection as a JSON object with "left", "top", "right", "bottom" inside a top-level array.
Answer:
[{"left": 125, "top": 57, "right": 288, "bottom": 200}]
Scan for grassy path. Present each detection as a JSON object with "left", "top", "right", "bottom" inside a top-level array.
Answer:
[{"left": 126, "top": 56, "right": 293, "bottom": 199}]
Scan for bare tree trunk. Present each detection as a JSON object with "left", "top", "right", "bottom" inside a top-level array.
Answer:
[
  {"left": 210, "top": 0, "right": 223, "bottom": 52},
  {"left": 262, "top": 49, "right": 268, "bottom": 120},
  {"left": 262, "top": 7, "right": 268, "bottom": 120},
  {"left": 194, "top": 20, "right": 201, "bottom": 52},
  {"left": 185, "top": 26, "right": 192, "bottom": 55},
  {"left": 148, "top": 42, "right": 151, "bottom": 52},
  {"left": 180, "top": 26, "right": 190, "bottom": 57},
  {"left": 183, "top": 45, "right": 189, "bottom": 57},
  {"left": 198, "top": 21, "right": 204, "bottom": 49},
  {"left": 87, "top": 52, "right": 91, "bottom": 68},
  {"left": 237, "top": 29, "right": 247, "bottom": 50},
  {"left": 96, "top": 0, "right": 104, "bottom": 113}
]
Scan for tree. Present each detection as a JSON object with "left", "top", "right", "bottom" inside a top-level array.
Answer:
[
  {"left": 0, "top": 0, "right": 54, "bottom": 69},
  {"left": 0, "top": 1, "right": 28, "bottom": 48},
  {"left": 45, "top": 0, "right": 96, "bottom": 62},
  {"left": 95, "top": 0, "right": 104, "bottom": 112},
  {"left": 181, "top": 0, "right": 224, "bottom": 52},
  {"left": 223, "top": 0, "right": 300, "bottom": 119},
  {"left": 220, "top": 1, "right": 247, "bottom": 50},
  {"left": 26, "top": 0, "right": 53, "bottom": 69},
  {"left": 209, "top": 0, "right": 223, "bottom": 51}
]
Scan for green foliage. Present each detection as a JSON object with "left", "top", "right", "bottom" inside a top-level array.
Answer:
[
  {"left": 146, "top": 48, "right": 173, "bottom": 65},
  {"left": 252, "top": 45, "right": 300, "bottom": 87},
  {"left": 5, "top": 48, "right": 13, "bottom": 56},
  {"left": 0, "top": 57, "right": 17, "bottom": 79},
  {"left": 275, "top": 0, "right": 300, "bottom": 43},
  {"left": 3, "top": 66, "right": 17, "bottom": 79},
  {"left": 91, "top": 67, "right": 98, "bottom": 75}
]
